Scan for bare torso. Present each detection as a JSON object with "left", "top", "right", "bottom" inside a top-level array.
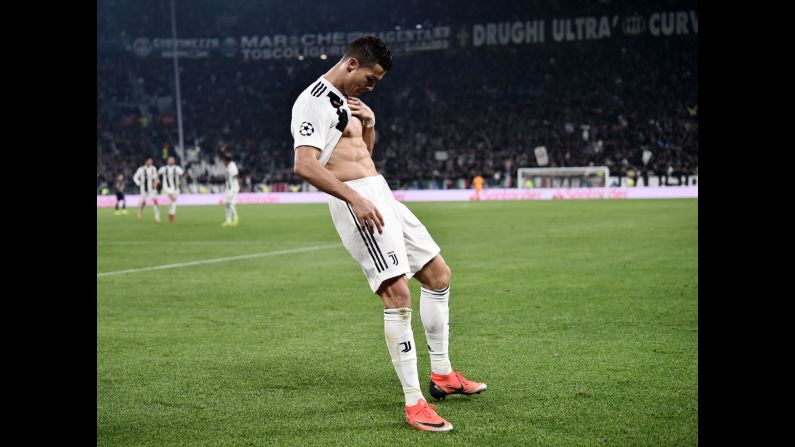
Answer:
[{"left": 324, "top": 116, "right": 378, "bottom": 182}]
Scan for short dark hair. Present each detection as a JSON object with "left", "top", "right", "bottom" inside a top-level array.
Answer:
[{"left": 343, "top": 36, "right": 392, "bottom": 71}]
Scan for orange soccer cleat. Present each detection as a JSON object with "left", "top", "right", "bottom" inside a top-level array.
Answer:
[
  {"left": 429, "top": 371, "right": 487, "bottom": 400},
  {"left": 405, "top": 399, "right": 453, "bottom": 432}
]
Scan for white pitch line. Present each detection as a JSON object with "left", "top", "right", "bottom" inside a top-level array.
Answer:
[
  {"left": 97, "top": 243, "right": 339, "bottom": 278},
  {"left": 98, "top": 240, "right": 332, "bottom": 246}
]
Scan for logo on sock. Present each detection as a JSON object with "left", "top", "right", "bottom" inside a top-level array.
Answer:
[{"left": 399, "top": 341, "right": 412, "bottom": 353}]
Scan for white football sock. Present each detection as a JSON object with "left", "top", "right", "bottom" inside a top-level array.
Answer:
[
  {"left": 420, "top": 285, "right": 453, "bottom": 375},
  {"left": 384, "top": 307, "right": 423, "bottom": 406}
]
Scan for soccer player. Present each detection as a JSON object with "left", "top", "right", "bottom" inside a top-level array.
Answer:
[
  {"left": 291, "top": 36, "right": 486, "bottom": 432},
  {"left": 158, "top": 156, "right": 185, "bottom": 222},
  {"left": 132, "top": 157, "right": 161, "bottom": 223},
  {"left": 221, "top": 151, "right": 240, "bottom": 227},
  {"left": 114, "top": 174, "right": 128, "bottom": 215},
  {"left": 472, "top": 175, "right": 485, "bottom": 201}
]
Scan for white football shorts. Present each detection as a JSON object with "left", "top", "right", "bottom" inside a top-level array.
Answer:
[
  {"left": 224, "top": 188, "right": 239, "bottom": 205},
  {"left": 139, "top": 189, "right": 158, "bottom": 203},
  {"left": 328, "top": 175, "right": 440, "bottom": 293}
]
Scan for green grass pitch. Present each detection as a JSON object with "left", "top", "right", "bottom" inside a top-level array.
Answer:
[{"left": 97, "top": 199, "right": 697, "bottom": 446}]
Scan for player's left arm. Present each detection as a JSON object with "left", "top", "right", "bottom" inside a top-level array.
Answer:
[{"left": 348, "top": 97, "right": 375, "bottom": 154}]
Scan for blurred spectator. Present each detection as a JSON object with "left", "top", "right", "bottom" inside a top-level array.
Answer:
[{"left": 97, "top": 2, "right": 697, "bottom": 190}]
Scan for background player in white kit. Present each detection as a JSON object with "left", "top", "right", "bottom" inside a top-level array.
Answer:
[
  {"left": 158, "top": 156, "right": 185, "bottom": 223},
  {"left": 291, "top": 36, "right": 486, "bottom": 432},
  {"left": 221, "top": 150, "right": 240, "bottom": 227},
  {"left": 132, "top": 157, "right": 161, "bottom": 224}
]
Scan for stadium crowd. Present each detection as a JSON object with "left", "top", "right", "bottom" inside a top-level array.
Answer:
[{"left": 97, "top": 0, "right": 697, "bottom": 192}]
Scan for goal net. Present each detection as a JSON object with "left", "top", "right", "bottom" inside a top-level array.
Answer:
[{"left": 517, "top": 166, "right": 610, "bottom": 188}]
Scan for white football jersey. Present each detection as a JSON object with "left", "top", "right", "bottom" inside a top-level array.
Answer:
[
  {"left": 225, "top": 161, "right": 239, "bottom": 192},
  {"left": 158, "top": 165, "right": 184, "bottom": 191},
  {"left": 290, "top": 76, "right": 352, "bottom": 166},
  {"left": 133, "top": 165, "right": 158, "bottom": 193}
]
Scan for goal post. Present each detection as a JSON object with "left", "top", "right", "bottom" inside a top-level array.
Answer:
[{"left": 517, "top": 166, "right": 610, "bottom": 189}]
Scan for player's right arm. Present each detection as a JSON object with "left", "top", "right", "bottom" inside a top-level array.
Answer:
[
  {"left": 294, "top": 147, "right": 383, "bottom": 234},
  {"left": 132, "top": 168, "right": 142, "bottom": 186}
]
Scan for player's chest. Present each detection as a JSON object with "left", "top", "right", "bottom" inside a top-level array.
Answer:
[
  {"left": 341, "top": 113, "right": 362, "bottom": 138},
  {"left": 328, "top": 104, "right": 352, "bottom": 136}
]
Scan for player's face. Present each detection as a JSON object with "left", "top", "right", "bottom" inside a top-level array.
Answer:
[
  {"left": 346, "top": 60, "right": 386, "bottom": 97},
  {"left": 145, "top": 158, "right": 152, "bottom": 166},
  {"left": 167, "top": 157, "right": 175, "bottom": 166}
]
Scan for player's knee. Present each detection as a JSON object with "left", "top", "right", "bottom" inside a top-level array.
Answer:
[
  {"left": 427, "top": 264, "right": 451, "bottom": 291},
  {"left": 381, "top": 296, "right": 412, "bottom": 308},
  {"left": 378, "top": 276, "right": 411, "bottom": 308}
]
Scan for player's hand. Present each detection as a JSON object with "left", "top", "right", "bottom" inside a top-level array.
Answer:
[
  {"left": 347, "top": 97, "right": 375, "bottom": 127},
  {"left": 350, "top": 195, "right": 384, "bottom": 235}
]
